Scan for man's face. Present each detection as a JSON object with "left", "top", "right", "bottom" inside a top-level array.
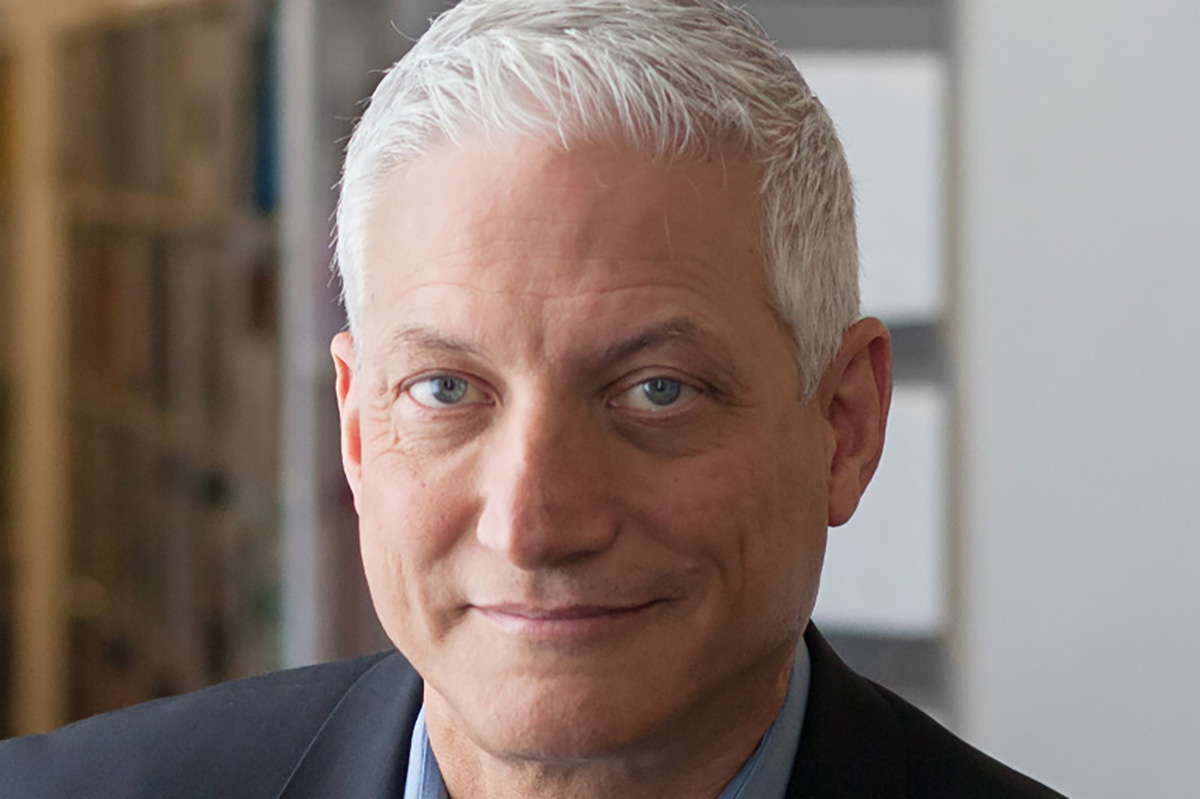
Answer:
[{"left": 334, "top": 137, "right": 844, "bottom": 759}]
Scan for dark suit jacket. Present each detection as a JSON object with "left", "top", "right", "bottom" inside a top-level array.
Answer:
[{"left": 0, "top": 625, "right": 1065, "bottom": 798}]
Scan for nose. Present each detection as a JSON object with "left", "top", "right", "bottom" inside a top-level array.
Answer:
[{"left": 475, "top": 395, "right": 619, "bottom": 569}]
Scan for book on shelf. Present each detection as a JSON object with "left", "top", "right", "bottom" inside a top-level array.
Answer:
[
  {"left": 59, "top": 30, "right": 113, "bottom": 189},
  {"left": 177, "top": 9, "right": 241, "bottom": 209}
]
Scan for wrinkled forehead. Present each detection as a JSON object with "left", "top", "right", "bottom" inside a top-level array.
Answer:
[
  {"left": 362, "top": 136, "right": 766, "bottom": 290},
  {"left": 356, "top": 136, "right": 782, "bottom": 358}
]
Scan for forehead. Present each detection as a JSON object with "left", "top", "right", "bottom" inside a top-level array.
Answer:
[{"left": 360, "top": 137, "right": 774, "bottom": 352}]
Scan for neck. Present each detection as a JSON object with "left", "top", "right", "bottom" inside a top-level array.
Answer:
[{"left": 423, "top": 645, "right": 795, "bottom": 799}]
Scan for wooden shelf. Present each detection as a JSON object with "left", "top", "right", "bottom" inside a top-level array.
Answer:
[{"left": 0, "top": 40, "right": 15, "bottom": 740}]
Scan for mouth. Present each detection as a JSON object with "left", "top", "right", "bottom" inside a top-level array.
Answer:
[{"left": 470, "top": 600, "right": 664, "bottom": 642}]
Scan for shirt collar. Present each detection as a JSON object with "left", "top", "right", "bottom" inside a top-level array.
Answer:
[
  {"left": 403, "top": 706, "right": 449, "bottom": 799},
  {"left": 718, "top": 636, "right": 810, "bottom": 799},
  {"left": 403, "top": 637, "right": 810, "bottom": 799}
]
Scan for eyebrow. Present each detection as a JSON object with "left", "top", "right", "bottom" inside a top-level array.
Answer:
[
  {"left": 600, "top": 317, "right": 749, "bottom": 394},
  {"left": 601, "top": 318, "right": 704, "bottom": 362},
  {"left": 376, "top": 316, "right": 749, "bottom": 393},
  {"left": 375, "top": 324, "right": 483, "bottom": 364}
]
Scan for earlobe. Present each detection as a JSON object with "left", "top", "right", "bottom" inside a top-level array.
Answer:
[
  {"left": 820, "top": 318, "right": 892, "bottom": 527},
  {"left": 331, "top": 331, "right": 364, "bottom": 511}
]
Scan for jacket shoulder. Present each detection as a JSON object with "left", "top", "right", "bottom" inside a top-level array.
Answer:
[
  {"left": 792, "top": 625, "right": 1067, "bottom": 798},
  {"left": 874, "top": 683, "right": 1067, "bottom": 798},
  {"left": 0, "top": 651, "right": 398, "bottom": 799}
]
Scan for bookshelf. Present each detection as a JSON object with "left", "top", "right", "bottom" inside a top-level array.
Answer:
[
  {"left": 57, "top": 1, "right": 281, "bottom": 719},
  {"left": 1, "top": 0, "right": 407, "bottom": 735},
  {"left": 2, "top": 0, "right": 286, "bottom": 732}
]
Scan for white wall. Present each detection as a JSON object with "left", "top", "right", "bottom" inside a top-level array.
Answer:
[{"left": 956, "top": 1, "right": 1200, "bottom": 795}]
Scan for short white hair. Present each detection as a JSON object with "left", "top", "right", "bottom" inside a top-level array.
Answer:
[{"left": 336, "top": 0, "right": 858, "bottom": 397}]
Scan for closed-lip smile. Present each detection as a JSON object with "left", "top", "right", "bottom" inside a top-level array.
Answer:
[{"left": 471, "top": 601, "right": 663, "bottom": 641}]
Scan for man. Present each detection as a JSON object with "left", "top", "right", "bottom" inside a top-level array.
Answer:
[{"left": 0, "top": 1, "right": 1064, "bottom": 796}]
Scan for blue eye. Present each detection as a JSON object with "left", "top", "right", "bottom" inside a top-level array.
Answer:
[
  {"left": 641, "top": 377, "right": 682, "bottom": 407},
  {"left": 409, "top": 375, "right": 484, "bottom": 408},
  {"left": 614, "top": 376, "right": 697, "bottom": 412}
]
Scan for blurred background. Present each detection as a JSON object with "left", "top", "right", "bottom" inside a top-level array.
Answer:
[{"left": 0, "top": 0, "right": 1197, "bottom": 796}]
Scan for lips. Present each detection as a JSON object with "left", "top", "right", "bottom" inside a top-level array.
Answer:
[
  {"left": 470, "top": 600, "right": 663, "bottom": 641},
  {"left": 479, "top": 602, "right": 654, "bottom": 619}
]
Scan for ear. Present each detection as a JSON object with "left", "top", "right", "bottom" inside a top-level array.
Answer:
[
  {"left": 331, "top": 331, "right": 363, "bottom": 512},
  {"left": 817, "top": 318, "right": 892, "bottom": 527}
]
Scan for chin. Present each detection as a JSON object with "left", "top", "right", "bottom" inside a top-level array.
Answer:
[{"left": 444, "top": 667, "right": 682, "bottom": 762}]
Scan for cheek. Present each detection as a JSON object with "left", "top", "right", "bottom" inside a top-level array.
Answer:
[
  {"left": 625, "top": 423, "right": 828, "bottom": 618},
  {"left": 356, "top": 431, "right": 478, "bottom": 654},
  {"left": 753, "top": 424, "right": 831, "bottom": 622}
]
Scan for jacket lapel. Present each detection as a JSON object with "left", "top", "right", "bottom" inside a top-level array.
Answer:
[
  {"left": 274, "top": 628, "right": 908, "bottom": 798},
  {"left": 276, "top": 652, "right": 423, "bottom": 799},
  {"left": 785, "top": 625, "right": 908, "bottom": 797}
]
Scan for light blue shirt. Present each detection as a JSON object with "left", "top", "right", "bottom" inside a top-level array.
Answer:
[{"left": 403, "top": 638, "right": 810, "bottom": 799}]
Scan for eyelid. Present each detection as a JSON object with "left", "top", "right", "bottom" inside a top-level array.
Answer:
[
  {"left": 610, "top": 373, "right": 703, "bottom": 414},
  {"left": 401, "top": 371, "right": 493, "bottom": 408}
]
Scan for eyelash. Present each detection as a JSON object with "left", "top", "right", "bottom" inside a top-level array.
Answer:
[
  {"left": 610, "top": 375, "right": 702, "bottom": 414},
  {"left": 400, "top": 372, "right": 493, "bottom": 409}
]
